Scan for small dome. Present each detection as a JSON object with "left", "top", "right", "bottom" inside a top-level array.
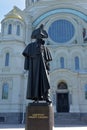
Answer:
[
  {"left": 5, "top": 13, "right": 23, "bottom": 21},
  {"left": 4, "top": 7, "right": 23, "bottom": 21}
]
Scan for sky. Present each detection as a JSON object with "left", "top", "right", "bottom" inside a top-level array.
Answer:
[{"left": 0, "top": 0, "right": 25, "bottom": 30}]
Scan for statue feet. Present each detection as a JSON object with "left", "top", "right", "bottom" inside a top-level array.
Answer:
[
  {"left": 32, "top": 97, "right": 52, "bottom": 104},
  {"left": 33, "top": 98, "right": 39, "bottom": 103},
  {"left": 46, "top": 98, "right": 52, "bottom": 104}
]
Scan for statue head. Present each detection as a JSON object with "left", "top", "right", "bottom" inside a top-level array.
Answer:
[{"left": 31, "top": 24, "right": 48, "bottom": 39}]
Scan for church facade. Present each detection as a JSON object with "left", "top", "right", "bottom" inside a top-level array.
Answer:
[{"left": 0, "top": 0, "right": 87, "bottom": 123}]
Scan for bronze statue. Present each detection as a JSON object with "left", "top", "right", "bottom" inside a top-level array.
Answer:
[{"left": 22, "top": 24, "right": 52, "bottom": 104}]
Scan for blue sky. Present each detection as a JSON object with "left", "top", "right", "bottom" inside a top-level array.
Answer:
[{"left": 0, "top": 0, "right": 25, "bottom": 30}]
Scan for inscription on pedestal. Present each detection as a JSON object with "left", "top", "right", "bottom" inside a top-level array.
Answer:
[{"left": 29, "top": 114, "right": 48, "bottom": 119}]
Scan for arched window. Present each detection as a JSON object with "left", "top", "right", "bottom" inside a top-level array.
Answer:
[
  {"left": 16, "top": 25, "right": 20, "bottom": 36},
  {"left": 84, "top": 84, "right": 87, "bottom": 99},
  {"left": 75, "top": 56, "right": 79, "bottom": 70},
  {"left": 60, "top": 57, "right": 64, "bottom": 68},
  {"left": 5, "top": 53, "right": 9, "bottom": 66},
  {"left": 58, "top": 82, "right": 67, "bottom": 89},
  {"left": 2, "top": 83, "right": 9, "bottom": 99},
  {"left": 8, "top": 24, "right": 12, "bottom": 34}
]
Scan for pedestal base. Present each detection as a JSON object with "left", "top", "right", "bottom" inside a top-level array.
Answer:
[{"left": 25, "top": 103, "right": 54, "bottom": 130}]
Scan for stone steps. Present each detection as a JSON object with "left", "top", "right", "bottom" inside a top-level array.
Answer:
[{"left": 54, "top": 113, "right": 87, "bottom": 126}]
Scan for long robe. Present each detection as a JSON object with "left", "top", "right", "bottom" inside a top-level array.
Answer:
[{"left": 22, "top": 41, "right": 52, "bottom": 100}]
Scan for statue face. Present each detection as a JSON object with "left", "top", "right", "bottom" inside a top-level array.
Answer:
[{"left": 36, "top": 38, "right": 45, "bottom": 44}]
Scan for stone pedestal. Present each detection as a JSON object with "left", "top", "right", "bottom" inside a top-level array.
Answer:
[{"left": 25, "top": 103, "right": 54, "bottom": 130}]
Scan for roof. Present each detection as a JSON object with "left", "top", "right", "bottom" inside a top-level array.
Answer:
[{"left": 4, "top": 6, "right": 23, "bottom": 21}]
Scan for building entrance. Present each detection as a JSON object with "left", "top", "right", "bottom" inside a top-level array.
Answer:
[
  {"left": 56, "top": 93, "right": 69, "bottom": 112},
  {"left": 56, "top": 82, "right": 69, "bottom": 112}
]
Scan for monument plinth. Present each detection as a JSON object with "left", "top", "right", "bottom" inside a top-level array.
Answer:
[{"left": 25, "top": 103, "right": 54, "bottom": 130}]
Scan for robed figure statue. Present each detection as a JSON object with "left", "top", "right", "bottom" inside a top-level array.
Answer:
[{"left": 22, "top": 24, "right": 52, "bottom": 104}]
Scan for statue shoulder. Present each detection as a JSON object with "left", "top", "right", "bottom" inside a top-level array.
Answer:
[
  {"left": 26, "top": 42, "right": 36, "bottom": 48},
  {"left": 22, "top": 42, "right": 33, "bottom": 56}
]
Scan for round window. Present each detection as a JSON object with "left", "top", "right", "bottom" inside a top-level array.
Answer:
[{"left": 48, "top": 19, "right": 75, "bottom": 43}]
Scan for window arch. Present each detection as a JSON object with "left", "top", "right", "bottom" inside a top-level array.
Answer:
[
  {"left": 16, "top": 25, "right": 20, "bottom": 36},
  {"left": 8, "top": 24, "right": 12, "bottom": 34},
  {"left": 58, "top": 82, "right": 67, "bottom": 89},
  {"left": 84, "top": 84, "right": 87, "bottom": 99},
  {"left": 75, "top": 56, "right": 79, "bottom": 70},
  {"left": 5, "top": 53, "right": 9, "bottom": 66},
  {"left": 2, "top": 83, "right": 9, "bottom": 99},
  {"left": 60, "top": 57, "right": 64, "bottom": 68}
]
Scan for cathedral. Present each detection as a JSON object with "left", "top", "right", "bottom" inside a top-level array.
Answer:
[{"left": 0, "top": 0, "right": 87, "bottom": 123}]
